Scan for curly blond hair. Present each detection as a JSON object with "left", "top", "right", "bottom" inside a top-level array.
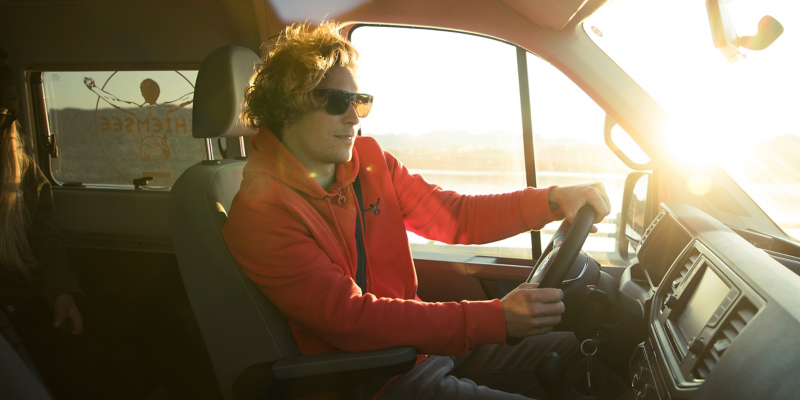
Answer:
[{"left": 241, "top": 21, "right": 359, "bottom": 135}]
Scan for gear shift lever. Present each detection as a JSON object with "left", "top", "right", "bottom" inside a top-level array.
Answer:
[{"left": 535, "top": 352, "right": 581, "bottom": 400}]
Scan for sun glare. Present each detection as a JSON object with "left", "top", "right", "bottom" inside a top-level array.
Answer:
[
  {"left": 687, "top": 173, "right": 713, "bottom": 196},
  {"left": 588, "top": 0, "right": 800, "bottom": 237}
]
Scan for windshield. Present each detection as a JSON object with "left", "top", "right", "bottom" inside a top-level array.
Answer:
[{"left": 586, "top": 0, "right": 800, "bottom": 239}]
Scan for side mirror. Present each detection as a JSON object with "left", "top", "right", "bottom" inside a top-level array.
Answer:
[{"left": 618, "top": 172, "right": 653, "bottom": 264}]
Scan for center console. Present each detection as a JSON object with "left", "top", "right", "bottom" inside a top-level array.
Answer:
[
  {"left": 653, "top": 241, "right": 763, "bottom": 385},
  {"left": 621, "top": 203, "right": 800, "bottom": 400}
]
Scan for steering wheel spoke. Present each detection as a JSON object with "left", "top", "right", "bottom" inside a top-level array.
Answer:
[{"left": 529, "top": 205, "right": 596, "bottom": 289}]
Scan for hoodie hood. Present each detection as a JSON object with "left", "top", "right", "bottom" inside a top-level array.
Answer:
[{"left": 246, "top": 127, "right": 360, "bottom": 200}]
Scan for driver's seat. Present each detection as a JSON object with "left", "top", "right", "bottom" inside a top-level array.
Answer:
[{"left": 169, "top": 45, "right": 416, "bottom": 400}]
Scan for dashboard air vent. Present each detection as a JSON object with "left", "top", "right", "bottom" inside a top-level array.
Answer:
[
  {"left": 672, "top": 249, "right": 700, "bottom": 290},
  {"left": 692, "top": 298, "right": 757, "bottom": 380},
  {"left": 662, "top": 247, "right": 700, "bottom": 311},
  {"left": 640, "top": 210, "right": 666, "bottom": 247}
]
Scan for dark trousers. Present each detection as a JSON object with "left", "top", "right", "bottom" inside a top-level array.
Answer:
[{"left": 379, "top": 332, "right": 627, "bottom": 400}]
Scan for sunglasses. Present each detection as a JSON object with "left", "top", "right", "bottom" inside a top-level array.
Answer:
[
  {"left": 0, "top": 111, "right": 16, "bottom": 130},
  {"left": 313, "top": 89, "right": 374, "bottom": 118}
]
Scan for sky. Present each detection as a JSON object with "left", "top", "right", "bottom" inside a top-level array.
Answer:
[
  {"left": 43, "top": 71, "right": 197, "bottom": 112},
  {"left": 351, "top": 26, "right": 608, "bottom": 145},
  {"left": 351, "top": 27, "right": 524, "bottom": 138}
]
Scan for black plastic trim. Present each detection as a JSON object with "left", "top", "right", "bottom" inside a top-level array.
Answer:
[
  {"left": 232, "top": 347, "right": 417, "bottom": 400},
  {"left": 29, "top": 71, "right": 55, "bottom": 184},
  {"left": 515, "top": 46, "right": 542, "bottom": 259}
]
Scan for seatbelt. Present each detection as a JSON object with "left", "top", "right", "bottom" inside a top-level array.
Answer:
[{"left": 352, "top": 176, "right": 368, "bottom": 294}]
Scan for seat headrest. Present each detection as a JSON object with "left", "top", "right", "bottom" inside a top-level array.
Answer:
[{"left": 193, "top": 46, "right": 260, "bottom": 139}]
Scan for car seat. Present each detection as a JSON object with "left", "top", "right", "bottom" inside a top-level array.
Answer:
[{"left": 169, "top": 45, "right": 416, "bottom": 400}]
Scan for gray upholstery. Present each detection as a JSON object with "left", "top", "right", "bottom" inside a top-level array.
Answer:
[
  {"left": 192, "top": 45, "right": 260, "bottom": 139},
  {"left": 172, "top": 45, "right": 299, "bottom": 400},
  {"left": 0, "top": 332, "right": 52, "bottom": 400},
  {"left": 169, "top": 160, "right": 301, "bottom": 400}
]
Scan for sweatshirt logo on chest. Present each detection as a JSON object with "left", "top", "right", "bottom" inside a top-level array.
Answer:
[{"left": 363, "top": 198, "right": 380, "bottom": 215}]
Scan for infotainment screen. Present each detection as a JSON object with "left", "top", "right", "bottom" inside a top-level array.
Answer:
[
  {"left": 638, "top": 215, "right": 692, "bottom": 286},
  {"left": 676, "top": 265, "right": 730, "bottom": 341}
]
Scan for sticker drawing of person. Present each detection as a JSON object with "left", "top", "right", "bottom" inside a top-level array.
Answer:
[{"left": 83, "top": 76, "right": 193, "bottom": 170}]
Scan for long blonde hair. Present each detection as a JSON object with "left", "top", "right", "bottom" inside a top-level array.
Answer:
[{"left": 0, "top": 120, "right": 34, "bottom": 280}]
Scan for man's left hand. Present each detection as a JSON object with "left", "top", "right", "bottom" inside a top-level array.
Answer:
[
  {"left": 53, "top": 293, "right": 84, "bottom": 335},
  {"left": 548, "top": 183, "right": 611, "bottom": 231}
]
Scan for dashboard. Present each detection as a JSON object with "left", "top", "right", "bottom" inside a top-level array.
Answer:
[{"left": 628, "top": 202, "right": 800, "bottom": 400}]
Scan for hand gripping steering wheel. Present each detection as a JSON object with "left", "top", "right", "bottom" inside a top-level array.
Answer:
[{"left": 506, "top": 204, "right": 597, "bottom": 345}]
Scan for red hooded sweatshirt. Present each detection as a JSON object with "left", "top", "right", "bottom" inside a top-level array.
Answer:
[{"left": 222, "top": 127, "right": 561, "bottom": 362}]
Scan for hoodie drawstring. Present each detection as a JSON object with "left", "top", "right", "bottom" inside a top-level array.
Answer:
[{"left": 334, "top": 188, "right": 346, "bottom": 205}]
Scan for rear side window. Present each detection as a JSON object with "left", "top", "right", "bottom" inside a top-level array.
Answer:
[{"left": 42, "top": 70, "right": 212, "bottom": 189}]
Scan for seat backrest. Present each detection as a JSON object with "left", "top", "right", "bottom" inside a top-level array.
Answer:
[{"left": 169, "top": 45, "right": 301, "bottom": 400}]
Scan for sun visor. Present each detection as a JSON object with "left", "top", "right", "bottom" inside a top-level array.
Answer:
[{"left": 500, "top": 0, "right": 610, "bottom": 30}]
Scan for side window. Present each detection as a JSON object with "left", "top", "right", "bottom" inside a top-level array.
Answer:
[
  {"left": 41, "top": 70, "right": 216, "bottom": 189},
  {"left": 526, "top": 53, "right": 633, "bottom": 267},
  {"left": 352, "top": 27, "right": 532, "bottom": 259}
]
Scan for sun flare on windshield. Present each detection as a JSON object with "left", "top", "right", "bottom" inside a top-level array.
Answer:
[{"left": 589, "top": 0, "right": 800, "bottom": 238}]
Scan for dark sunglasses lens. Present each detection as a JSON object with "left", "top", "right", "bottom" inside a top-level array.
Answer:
[
  {"left": 353, "top": 96, "right": 373, "bottom": 118},
  {"left": 325, "top": 93, "right": 350, "bottom": 115}
]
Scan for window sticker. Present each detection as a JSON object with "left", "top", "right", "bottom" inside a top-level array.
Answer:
[{"left": 44, "top": 70, "right": 209, "bottom": 189}]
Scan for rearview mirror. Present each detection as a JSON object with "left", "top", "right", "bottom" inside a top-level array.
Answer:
[{"left": 706, "top": 0, "right": 784, "bottom": 63}]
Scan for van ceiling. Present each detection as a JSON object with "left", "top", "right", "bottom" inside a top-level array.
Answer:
[{"left": 1, "top": 0, "right": 609, "bottom": 69}]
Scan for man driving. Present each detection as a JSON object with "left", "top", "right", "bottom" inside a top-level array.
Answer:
[{"left": 223, "top": 21, "right": 625, "bottom": 399}]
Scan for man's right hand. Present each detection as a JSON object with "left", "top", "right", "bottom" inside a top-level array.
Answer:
[{"left": 500, "top": 283, "right": 565, "bottom": 338}]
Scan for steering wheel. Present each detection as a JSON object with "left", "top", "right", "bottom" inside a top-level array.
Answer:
[
  {"left": 506, "top": 205, "right": 596, "bottom": 345},
  {"left": 528, "top": 204, "right": 596, "bottom": 288}
]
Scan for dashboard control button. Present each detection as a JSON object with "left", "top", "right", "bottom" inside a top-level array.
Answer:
[
  {"left": 708, "top": 296, "right": 735, "bottom": 328},
  {"left": 665, "top": 295, "right": 678, "bottom": 308},
  {"left": 688, "top": 338, "right": 705, "bottom": 355},
  {"left": 719, "top": 296, "right": 733, "bottom": 310},
  {"left": 707, "top": 312, "right": 721, "bottom": 327},
  {"left": 713, "top": 338, "right": 732, "bottom": 354}
]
